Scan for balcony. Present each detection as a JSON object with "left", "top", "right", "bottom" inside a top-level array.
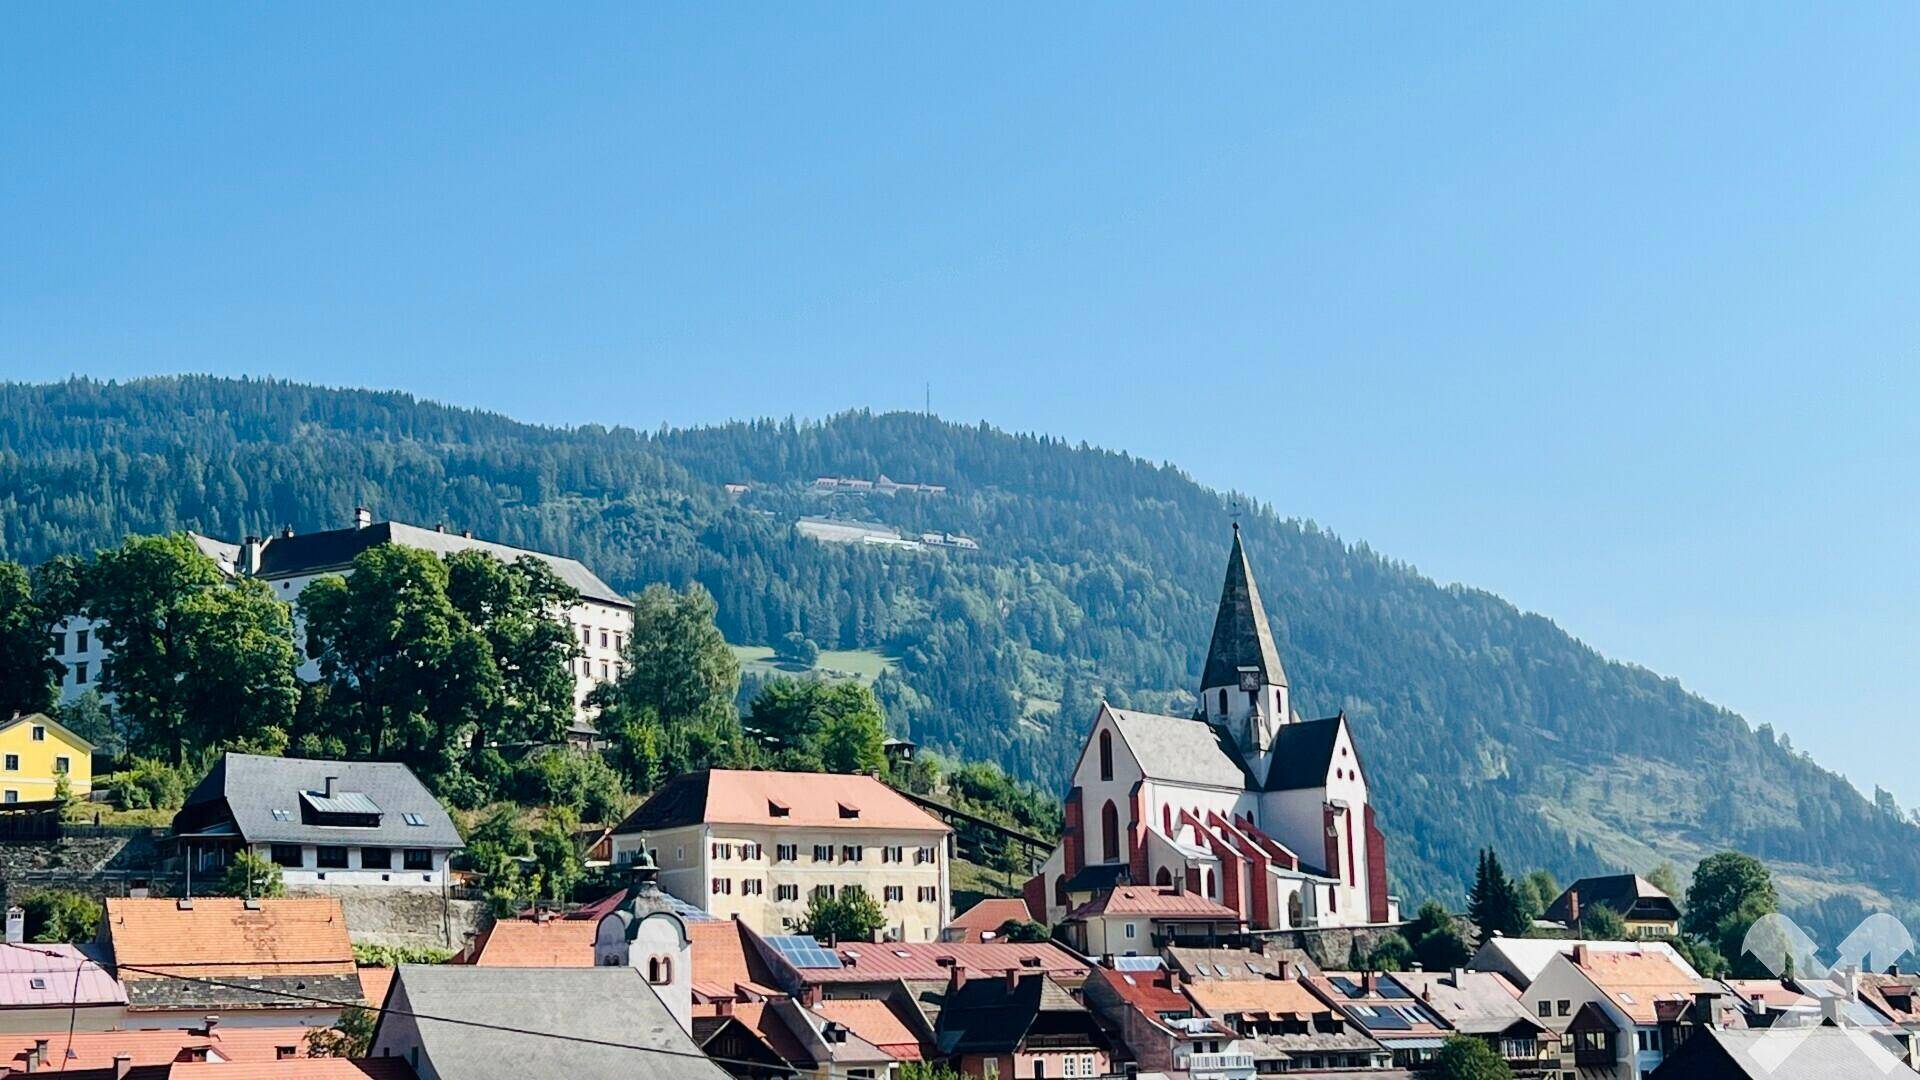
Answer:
[{"left": 1187, "top": 1052, "right": 1256, "bottom": 1074}]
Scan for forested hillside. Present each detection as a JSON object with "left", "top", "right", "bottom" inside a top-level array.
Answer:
[{"left": 0, "top": 376, "right": 1912, "bottom": 933}]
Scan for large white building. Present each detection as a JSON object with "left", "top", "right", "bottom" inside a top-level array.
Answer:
[
  {"left": 610, "top": 769, "right": 953, "bottom": 942},
  {"left": 1026, "top": 527, "right": 1397, "bottom": 932},
  {"left": 53, "top": 509, "right": 633, "bottom": 720}
]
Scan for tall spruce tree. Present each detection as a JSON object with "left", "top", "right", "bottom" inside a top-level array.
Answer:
[{"left": 1468, "top": 848, "right": 1526, "bottom": 943}]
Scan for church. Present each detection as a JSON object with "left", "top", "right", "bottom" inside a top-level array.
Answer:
[{"left": 1026, "top": 527, "right": 1398, "bottom": 932}]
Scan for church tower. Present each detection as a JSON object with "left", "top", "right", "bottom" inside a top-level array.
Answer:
[{"left": 1200, "top": 525, "right": 1291, "bottom": 762}]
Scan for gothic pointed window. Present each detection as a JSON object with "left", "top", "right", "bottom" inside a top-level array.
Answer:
[
  {"left": 1217, "top": 689, "right": 1227, "bottom": 715},
  {"left": 1101, "top": 801, "right": 1120, "bottom": 862},
  {"left": 1098, "top": 730, "right": 1114, "bottom": 782},
  {"left": 1156, "top": 867, "right": 1172, "bottom": 887},
  {"left": 1162, "top": 804, "right": 1172, "bottom": 833},
  {"left": 1205, "top": 869, "right": 1217, "bottom": 897}
]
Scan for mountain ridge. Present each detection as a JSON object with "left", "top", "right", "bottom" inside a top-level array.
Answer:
[{"left": 0, "top": 375, "right": 1910, "bottom": 938}]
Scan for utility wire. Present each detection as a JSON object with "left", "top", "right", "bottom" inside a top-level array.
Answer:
[{"left": 0, "top": 940, "right": 832, "bottom": 1075}]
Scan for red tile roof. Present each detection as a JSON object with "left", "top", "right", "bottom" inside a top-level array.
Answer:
[
  {"left": 946, "top": 899, "right": 1038, "bottom": 942},
  {"left": 1066, "top": 887, "right": 1240, "bottom": 921},
  {"left": 104, "top": 899, "right": 354, "bottom": 980},
  {"left": 166, "top": 1060, "right": 416, "bottom": 1080},
  {"left": 812, "top": 1000, "right": 926, "bottom": 1060},
  {"left": 0, "top": 1027, "right": 324, "bottom": 1073},
  {"left": 617, "top": 770, "right": 951, "bottom": 833},
  {"left": 1089, "top": 966, "right": 1193, "bottom": 1016},
  {"left": 355, "top": 967, "right": 394, "bottom": 1008},
  {"left": 464, "top": 919, "right": 596, "bottom": 968},
  {"left": 688, "top": 920, "right": 781, "bottom": 999},
  {"left": 1570, "top": 950, "right": 1702, "bottom": 1026},
  {"left": 791, "top": 942, "right": 1089, "bottom": 984}
]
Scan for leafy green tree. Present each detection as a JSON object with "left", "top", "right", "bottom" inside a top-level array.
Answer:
[
  {"left": 775, "top": 631, "right": 820, "bottom": 668},
  {"left": 1404, "top": 900, "right": 1473, "bottom": 969},
  {"left": 519, "top": 748, "right": 625, "bottom": 823},
  {"left": 1579, "top": 903, "right": 1628, "bottom": 940},
  {"left": 307, "top": 1006, "right": 375, "bottom": 1057},
  {"left": 77, "top": 535, "right": 298, "bottom": 761},
  {"left": 1468, "top": 849, "right": 1526, "bottom": 943},
  {"left": 531, "top": 813, "right": 585, "bottom": 904},
  {"left": 220, "top": 850, "right": 286, "bottom": 898},
  {"left": 1684, "top": 851, "right": 1778, "bottom": 976},
  {"left": 1367, "top": 933, "right": 1415, "bottom": 972},
  {"left": 0, "top": 562, "right": 59, "bottom": 720},
  {"left": 21, "top": 890, "right": 101, "bottom": 943},
  {"left": 796, "top": 885, "right": 886, "bottom": 943},
  {"left": 57, "top": 689, "right": 121, "bottom": 758},
  {"left": 594, "top": 584, "right": 745, "bottom": 782},
  {"left": 443, "top": 551, "right": 581, "bottom": 749},
  {"left": 748, "top": 677, "right": 888, "bottom": 774},
  {"left": 1433, "top": 1035, "right": 1512, "bottom": 1080},
  {"left": 1646, "top": 862, "right": 1681, "bottom": 899},
  {"left": 994, "top": 919, "right": 1052, "bottom": 943},
  {"left": 896, "top": 1064, "right": 968, "bottom": 1080}
]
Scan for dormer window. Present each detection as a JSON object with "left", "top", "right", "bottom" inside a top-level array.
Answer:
[
  {"left": 838, "top": 803, "right": 859, "bottom": 819},
  {"left": 299, "top": 786, "right": 383, "bottom": 828},
  {"left": 768, "top": 800, "right": 790, "bottom": 818}
]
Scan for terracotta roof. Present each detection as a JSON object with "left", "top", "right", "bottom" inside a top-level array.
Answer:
[
  {"left": 466, "top": 919, "right": 596, "bottom": 968},
  {"left": 0, "top": 1027, "right": 322, "bottom": 1072},
  {"left": 781, "top": 942, "right": 1087, "bottom": 985},
  {"left": 1067, "top": 886, "right": 1240, "bottom": 921},
  {"left": 166, "top": 1060, "right": 416, "bottom": 1080},
  {"left": 1571, "top": 949, "right": 1702, "bottom": 1025},
  {"left": 812, "top": 1000, "right": 926, "bottom": 1059},
  {"left": 615, "top": 770, "right": 950, "bottom": 833},
  {"left": 945, "top": 899, "right": 1036, "bottom": 942},
  {"left": 356, "top": 967, "right": 394, "bottom": 1008},
  {"left": 724, "top": 1003, "right": 813, "bottom": 1065},
  {"left": 1725, "top": 979, "right": 1815, "bottom": 1011},
  {"left": 105, "top": 899, "right": 354, "bottom": 979},
  {"left": 0, "top": 943, "right": 126, "bottom": 1008},
  {"left": 688, "top": 920, "right": 781, "bottom": 998},
  {"left": 1185, "top": 978, "right": 1328, "bottom": 1018},
  {"left": 1089, "top": 966, "right": 1193, "bottom": 1017}
]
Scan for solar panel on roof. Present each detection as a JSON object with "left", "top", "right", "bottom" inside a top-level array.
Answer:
[
  {"left": 1330, "top": 976, "right": 1363, "bottom": 996},
  {"left": 765, "top": 934, "right": 845, "bottom": 969},
  {"left": 1375, "top": 981, "right": 1413, "bottom": 1000},
  {"left": 1113, "top": 956, "right": 1165, "bottom": 972},
  {"left": 1359, "top": 1011, "right": 1412, "bottom": 1031}
]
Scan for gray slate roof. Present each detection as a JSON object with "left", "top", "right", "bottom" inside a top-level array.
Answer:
[
  {"left": 378, "top": 965, "right": 728, "bottom": 1080},
  {"left": 252, "top": 520, "right": 628, "bottom": 607},
  {"left": 176, "top": 753, "right": 463, "bottom": 850},
  {"left": 1105, "top": 707, "right": 1254, "bottom": 790},
  {"left": 1652, "top": 1025, "right": 1920, "bottom": 1079},
  {"left": 1200, "top": 526, "right": 1288, "bottom": 692},
  {"left": 1263, "top": 715, "right": 1348, "bottom": 791},
  {"left": 125, "top": 972, "right": 364, "bottom": 1013}
]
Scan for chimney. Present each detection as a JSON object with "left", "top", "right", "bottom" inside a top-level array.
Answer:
[
  {"left": 799, "top": 985, "right": 819, "bottom": 1008},
  {"left": 715, "top": 998, "right": 734, "bottom": 1018},
  {"left": 25, "top": 1046, "right": 38, "bottom": 1073},
  {"left": 323, "top": 776, "right": 338, "bottom": 798},
  {"left": 354, "top": 507, "right": 371, "bottom": 530},
  {"left": 950, "top": 964, "right": 968, "bottom": 991},
  {"left": 1694, "top": 991, "right": 1722, "bottom": 1030},
  {"left": 34, "top": 1040, "right": 49, "bottom": 1066},
  {"left": 280, "top": 525, "right": 294, "bottom": 539},
  {"left": 113, "top": 1055, "right": 132, "bottom": 1080},
  {"left": 1360, "top": 971, "right": 1376, "bottom": 994},
  {"left": 1572, "top": 944, "right": 1591, "bottom": 968},
  {"left": 1006, "top": 968, "right": 1023, "bottom": 991},
  {"left": 435, "top": 523, "right": 447, "bottom": 533},
  {"left": 460, "top": 529, "right": 472, "bottom": 539},
  {"left": 1568, "top": 891, "right": 1581, "bottom": 930},
  {"left": 1822, "top": 992, "right": 1846, "bottom": 1027},
  {"left": 1276, "top": 960, "right": 1292, "bottom": 981},
  {"left": 1450, "top": 967, "right": 1465, "bottom": 989},
  {"left": 241, "top": 536, "right": 263, "bottom": 575},
  {"left": 199, "top": 1016, "right": 219, "bottom": 1037},
  {"left": 5, "top": 906, "right": 23, "bottom": 944}
]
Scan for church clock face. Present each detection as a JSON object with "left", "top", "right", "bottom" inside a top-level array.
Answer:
[{"left": 1239, "top": 671, "right": 1261, "bottom": 692}]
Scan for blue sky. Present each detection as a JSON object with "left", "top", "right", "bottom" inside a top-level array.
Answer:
[{"left": 3, "top": 7, "right": 1916, "bottom": 804}]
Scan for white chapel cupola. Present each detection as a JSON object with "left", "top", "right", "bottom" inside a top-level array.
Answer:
[{"left": 1200, "top": 525, "right": 1291, "bottom": 757}]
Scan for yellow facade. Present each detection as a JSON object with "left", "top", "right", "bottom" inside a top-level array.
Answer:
[{"left": 0, "top": 713, "right": 93, "bottom": 803}]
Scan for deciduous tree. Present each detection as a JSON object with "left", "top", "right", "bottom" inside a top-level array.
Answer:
[{"left": 0, "top": 562, "right": 59, "bottom": 720}]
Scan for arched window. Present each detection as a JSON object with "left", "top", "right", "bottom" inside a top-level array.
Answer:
[
  {"left": 1204, "top": 869, "right": 1216, "bottom": 897},
  {"left": 646, "top": 955, "right": 672, "bottom": 985},
  {"left": 1287, "top": 892, "right": 1303, "bottom": 928},
  {"left": 1055, "top": 875, "right": 1069, "bottom": 907},
  {"left": 1217, "top": 689, "right": 1227, "bottom": 714},
  {"left": 1101, "top": 801, "right": 1121, "bottom": 862},
  {"left": 1162, "top": 804, "right": 1172, "bottom": 833},
  {"left": 1098, "top": 730, "right": 1114, "bottom": 782},
  {"left": 1156, "top": 867, "right": 1172, "bottom": 887}
]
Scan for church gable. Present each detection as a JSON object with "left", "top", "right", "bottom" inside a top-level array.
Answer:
[
  {"left": 1104, "top": 707, "right": 1254, "bottom": 791},
  {"left": 1262, "top": 715, "right": 1351, "bottom": 791}
]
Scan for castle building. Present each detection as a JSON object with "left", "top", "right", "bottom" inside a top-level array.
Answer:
[{"left": 1026, "top": 527, "right": 1397, "bottom": 933}]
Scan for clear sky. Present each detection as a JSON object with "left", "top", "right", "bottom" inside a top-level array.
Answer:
[{"left": 3, "top": 7, "right": 1915, "bottom": 804}]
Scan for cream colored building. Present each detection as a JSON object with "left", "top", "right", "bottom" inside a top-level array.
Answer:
[{"left": 610, "top": 769, "right": 952, "bottom": 942}]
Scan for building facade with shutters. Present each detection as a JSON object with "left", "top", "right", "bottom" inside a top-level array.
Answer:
[{"left": 610, "top": 769, "right": 952, "bottom": 941}]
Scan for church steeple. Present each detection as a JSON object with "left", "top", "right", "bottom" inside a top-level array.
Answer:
[{"left": 1200, "top": 525, "right": 1290, "bottom": 755}]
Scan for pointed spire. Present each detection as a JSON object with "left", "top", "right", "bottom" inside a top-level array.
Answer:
[{"left": 1200, "top": 526, "right": 1288, "bottom": 692}]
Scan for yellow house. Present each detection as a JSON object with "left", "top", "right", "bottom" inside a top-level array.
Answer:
[{"left": 0, "top": 713, "right": 93, "bottom": 803}]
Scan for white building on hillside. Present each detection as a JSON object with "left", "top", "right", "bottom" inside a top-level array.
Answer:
[
  {"left": 53, "top": 509, "right": 632, "bottom": 721},
  {"left": 1026, "top": 527, "right": 1396, "bottom": 932}
]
